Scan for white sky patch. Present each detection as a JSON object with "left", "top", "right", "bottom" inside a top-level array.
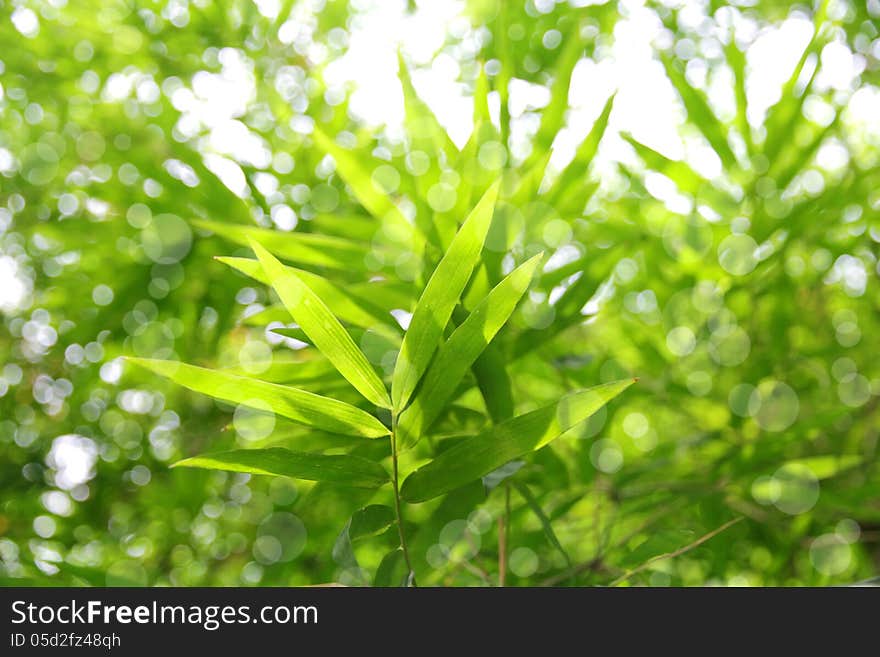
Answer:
[
  {"left": 745, "top": 15, "right": 814, "bottom": 127},
  {"left": 323, "top": 0, "right": 471, "bottom": 144},
  {"left": 46, "top": 434, "right": 98, "bottom": 491},
  {"left": 0, "top": 255, "right": 30, "bottom": 313}
]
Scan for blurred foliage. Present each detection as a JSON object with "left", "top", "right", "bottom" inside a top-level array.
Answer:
[{"left": 1, "top": 0, "right": 878, "bottom": 587}]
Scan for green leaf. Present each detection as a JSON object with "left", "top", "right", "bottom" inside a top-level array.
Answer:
[
  {"left": 547, "top": 91, "right": 616, "bottom": 204},
  {"left": 660, "top": 53, "right": 738, "bottom": 170},
  {"left": 251, "top": 239, "right": 392, "bottom": 409},
  {"left": 172, "top": 448, "right": 389, "bottom": 489},
  {"left": 374, "top": 548, "right": 408, "bottom": 587},
  {"left": 784, "top": 455, "right": 863, "bottom": 480},
  {"left": 311, "top": 126, "right": 420, "bottom": 248},
  {"left": 398, "top": 51, "right": 458, "bottom": 158},
  {"left": 512, "top": 481, "right": 572, "bottom": 566},
  {"left": 401, "top": 379, "right": 636, "bottom": 502},
  {"left": 391, "top": 180, "right": 500, "bottom": 412},
  {"left": 472, "top": 345, "right": 515, "bottom": 423},
  {"left": 762, "top": 0, "right": 829, "bottom": 163},
  {"left": 217, "top": 256, "right": 397, "bottom": 332},
  {"left": 332, "top": 504, "right": 396, "bottom": 575},
  {"left": 192, "top": 219, "right": 369, "bottom": 271},
  {"left": 530, "top": 19, "right": 585, "bottom": 157},
  {"left": 473, "top": 62, "right": 492, "bottom": 126},
  {"left": 348, "top": 503, "right": 396, "bottom": 539},
  {"left": 724, "top": 39, "right": 753, "bottom": 155},
  {"left": 397, "top": 254, "right": 541, "bottom": 448},
  {"left": 127, "top": 358, "right": 389, "bottom": 438}
]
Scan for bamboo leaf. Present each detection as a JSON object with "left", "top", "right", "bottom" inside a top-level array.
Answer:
[
  {"left": 724, "top": 39, "right": 753, "bottom": 155},
  {"left": 391, "top": 181, "right": 501, "bottom": 412},
  {"left": 512, "top": 481, "right": 572, "bottom": 566},
  {"left": 397, "top": 253, "right": 541, "bottom": 448},
  {"left": 660, "top": 53, "right": 738, "bottom": 170},
  {"left": 311, "top": 126, "right": 420, "bottom": 248},
  {"left": 251, "top": 239, "right": 392, "bottom": 409},
  {"left": 193, "top": 219, "right": 369, "bottom": 271},
  {"left": 472, "top": 345, "right": 515, "bottom": 423},
  {"left": 172, "top": 448, "right": 389, "bottom": 489},
  {"left": 546, "top": 91, "right": 616, "bottom": 203},
  {"left": 530, "top": 20, "right": 585, "bottom": 157},
  {"left": 374, "top": 548, "right": 408, "bottom": 587},
  {"left": 332, "top": 504, "right": 396, "bottom": 575},
  {"left": 762, "top": 0, "right": 829, "bottom": 162},
  {"left": 398, "top": 51, "right": 458, "bottom": 158},
  {"left": 127, "top": 358, "right": 389, "bottom": 438},
  {"left": 401, "top": 379, "right": 636, "bottom": 502},
  {"left": 217, "top": 256, "right": 398, "bottom": 332}
]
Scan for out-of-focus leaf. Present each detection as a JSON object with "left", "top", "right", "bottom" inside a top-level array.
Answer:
[
  {"left": 762, "top": 0, "right": 830, "bottom": 163},
  {"left": 127, "top": 358, "right": 389, "bottom": 438},
  {"left": 192, "top": 219, "right": 369, "bottom": 271},
  {"left": 391, "top": 181, "right": 500, "bottom": 412},
  {"left": 251, "top": 240, "right": 391, "bottom": 409},
  {"left": 530, "top": 19, "right": 585, "bottom": 158},
  {"left": 513, "top": 481, "right": 572, "bottom": 566},
  {"left": 397, "top": 254, "right": 541, "bottom": 448},
  {"left": 660, "top": 53, "right": 737, "bottom": 169},
  {"left": 472, "top": 345, "right": 515, "bottom": 423},
  {"left": 311, "top": 126, "right": 420, "bottom": 249},
  {"left": 785, "top": 455, "right": 863, "bottom": 480},
  {"left": 172, "top": 448, "right": 389, "bottom": 488},
  {"left": 398, "top": 51, "right": 458, "bottom": 158},
  {"left": 546, "top": 91, "right": 616, "bottom": 204},
  {"left": 401, "top": 379, "right": 636, "bottom": 502},
  {"left": 724, "top": 39, "right": 752, "bottom": 155}
]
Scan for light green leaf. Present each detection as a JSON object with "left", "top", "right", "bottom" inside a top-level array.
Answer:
[
  {"left": 311, "top": 127, "right": 420, "bottom": 248},
  {"left": 547, "top": 91, "right": 616, "bottom": 204},
  {"left": 391, "top": 181, "right": 500, "bottom": 412},
  {"left": 661, "top": 53, "right": 738, "bottom": 170},
  {"left": 530, "top": 19, "right": 585, "bottom": 157},
  {"left": 127, "top": 358, "right": 389, "bottom": 438},
  {"left": 401, "top": 379, "right": 636, "bottom": 502},
  {"left": 193, "top": 219, "right": 368, "bottom": 271},
  {"left": 217, "top": 256, "right": 397, "bottom": 332},
  {"left": 785, "top": 455, "right": 863, "bottom": 480},
  {"left": 398, "top": 51, "right": 458, "bottom": 158},
  {"left": 724, "top": 39, "right": 753, "bottom": 156},
  {"left": 762, "top": 0, "right": 829, "bottom": 162},
  {"left": 397, "top": 254, "right": 541, "bottom": 448},
  {"left": 251, "top": 240, "right": 392, "bottom": 409},
  {"left": 172, "top": 448, "right": 389, "bottom": 489}
]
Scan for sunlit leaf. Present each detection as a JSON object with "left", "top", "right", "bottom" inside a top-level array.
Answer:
[
  {"left": 172, "top": 448, "right": 389, "bottom": 488},
  {"left": 401, "top": 379, "right": 636, "bottom": 502},
  {"left": 397, "top": 253, "right": 541, "bottom": 448},
  {"left": 192, "top": 219, "right": 369, "bottom": 271},
  {"left": 127, "top": 358, "right": 389, "bottom": 438},
  {"left": 391, "top": 180, "right": 501, "bottom": 412},
  {"left": 218, "top": 256, "right": 398, "bottom": 331},
  {"left": 251, "top": 240, "right": 392, "bottom": 409}
]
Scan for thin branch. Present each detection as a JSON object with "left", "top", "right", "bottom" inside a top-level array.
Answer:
[
  {"left": 610, "top": 517, "right": 744, "bottom": 587},
  {"left": 498, "top": 484, "right": 510, "bottom": 587}
]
